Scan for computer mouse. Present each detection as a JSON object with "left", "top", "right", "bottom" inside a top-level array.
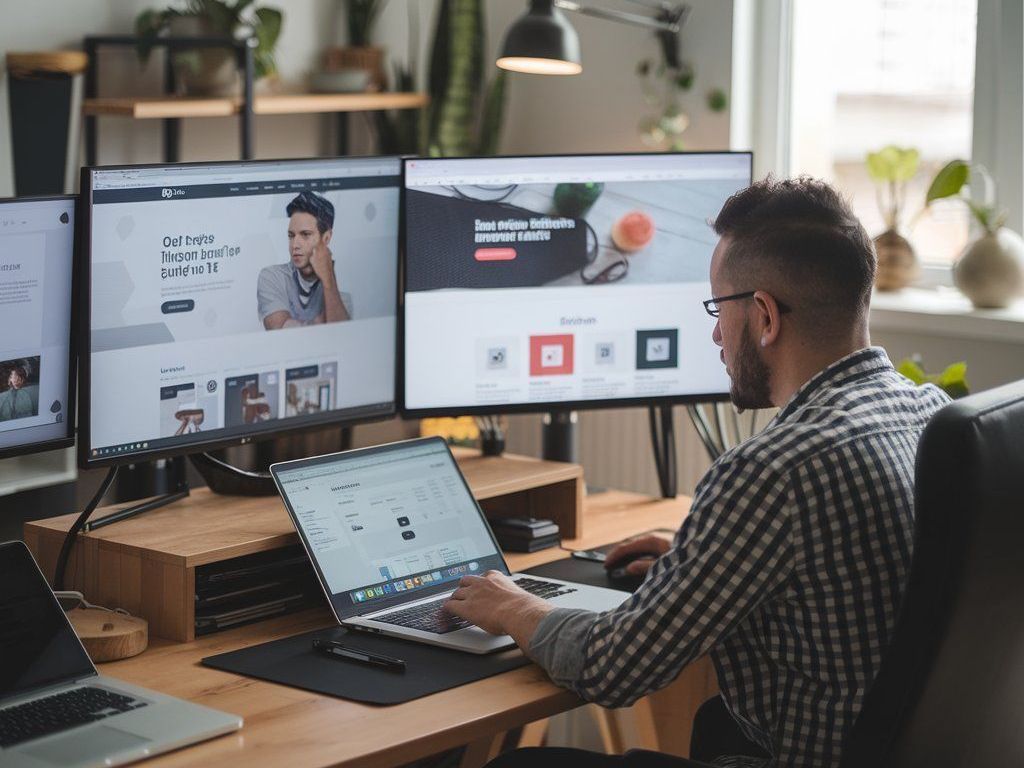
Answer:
[{"left": 605, "top": 552, "right": 659, "bottom": 592}]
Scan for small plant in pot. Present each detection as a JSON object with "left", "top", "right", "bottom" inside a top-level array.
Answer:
[
  {"left": 135, "top": 0, "right": 283, "bottom": 97},
  {"left": 322, "top": 0, "right": 388, "bottom": 92},
  {"left": 865, "top": 145, "right": 920, "bottom": 291},
  {"left": 926, "top": 159, "right": 1024, "bottom": 308}
]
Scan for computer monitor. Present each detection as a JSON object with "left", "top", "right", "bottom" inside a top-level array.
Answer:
[
  {"left": 401, "top": 151, "right": 752, "bottom": 416},
  {"left": 80, "top": 157, "right": 401, "bottom": 468},
  {"left": 0, "top": 196, "right": 77, "bottom": 460}
]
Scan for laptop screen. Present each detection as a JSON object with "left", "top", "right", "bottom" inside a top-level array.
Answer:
[
  {"left": 274, "top": 438, "right": 507, "bottom": 619},
  {"left": 0, "top": 542, "right": 95, "bottom": 700}
]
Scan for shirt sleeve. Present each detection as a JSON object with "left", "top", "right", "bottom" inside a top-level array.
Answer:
[
  {"left": 257, "top": 266, "right": 292, "bottom": 322},
  {"left": 528, "top": 455, "right": 794, "bottom": 708}
]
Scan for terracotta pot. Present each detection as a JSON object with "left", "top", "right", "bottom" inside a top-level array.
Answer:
[
  {"left": 873, "top": 228, "right": 918, "bottom": 291},
  {"left": 324, "top": 46, "right": 384, "bottom": 91},
  {"left": 953, "top": 227, "right": 1024, "bottom": 308},
  {"left": 167, "top": 16, "right": 240, "bottom": 97}
]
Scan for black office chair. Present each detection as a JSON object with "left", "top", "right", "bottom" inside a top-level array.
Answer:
[{"left": 841, "top": 379, "right": 1024, "bottom": 768}]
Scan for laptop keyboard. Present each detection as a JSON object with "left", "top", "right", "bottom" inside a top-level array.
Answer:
[
  {"left": 375, "top": 577, "right": 578, "bottom": 635},
  {"left": 0, "top": 686, "right": 147, "bottom": 748}
]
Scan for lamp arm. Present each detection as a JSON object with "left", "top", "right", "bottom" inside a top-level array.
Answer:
[{"left": 554, "top": 0, "right": 688, "bottom": 33}]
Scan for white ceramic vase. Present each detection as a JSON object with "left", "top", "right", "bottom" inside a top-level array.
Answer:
[{"left": 953, "top": 227, "right": 1024, "bottom": 309}]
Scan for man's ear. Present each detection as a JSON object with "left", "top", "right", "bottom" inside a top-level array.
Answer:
[
  {"left": 752, "top": 290, "right": 782, "bottom": 348},
  {"left": 321, "top": 229, "right": 333, "bottom": 246}
]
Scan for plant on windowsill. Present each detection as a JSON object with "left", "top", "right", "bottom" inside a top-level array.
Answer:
[
  {"left": 926, "top": 159, "right": 1024, "bottom": 309},
  {"left": 865, "top": 145, "right": 920, "bottom": 291},
  {"left": 896, "top": 357, "right": 969, "bottom": 399},
  {"left": 135, "top": 0, "right": 283, "bottom": 97}
]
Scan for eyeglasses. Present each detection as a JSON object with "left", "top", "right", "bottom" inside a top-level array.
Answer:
[{"left": 702, "top": 291, "right": 792, "bottom": 318}]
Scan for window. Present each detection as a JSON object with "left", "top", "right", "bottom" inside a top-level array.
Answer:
[{"left": 789, "top": 0, "right": 977, "bottom": 266}]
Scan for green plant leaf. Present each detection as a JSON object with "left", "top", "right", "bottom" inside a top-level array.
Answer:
[
  {"left": 892, "top": 147, "right": 920, "bottom": 182},
  {"left": 706, "top": 88, "right": 727, "bottom": 112},
  {"left": 926, "top": 159, "right": 969, "bottom": 204},
  {"left": 937, "top": 362, "right": 967, "bottom": 386},
  {"left": 865, "top": 145, "right": 919, "bottom": 182},
  {"left": 254, "top": 6, "right": 283, "bottom": 50},
  {"left": 897, "top": 359, "right": 927, "bottom": 385}
]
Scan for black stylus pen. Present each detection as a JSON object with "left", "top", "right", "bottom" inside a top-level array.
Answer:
[{"left": 313, "top": 638, "right": 407, "bottom": 672}]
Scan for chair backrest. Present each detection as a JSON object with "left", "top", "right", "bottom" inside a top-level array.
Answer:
[{"left": 841, "top": 379, "right": 1024, "bottom": 767}]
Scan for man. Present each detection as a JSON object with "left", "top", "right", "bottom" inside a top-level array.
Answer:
[
  {"left": 258, "top": 190, "right": 352, "bottom": 330},
  {"left": 0, "top": 361, "right": 39, "bottom": 422},
  {"left": 445, "top": 178, "right": 951, "bottom": 767}
]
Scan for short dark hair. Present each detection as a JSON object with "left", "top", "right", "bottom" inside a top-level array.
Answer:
[
  {"left": 713, "top": 176, "right": 876, "bottom": 331},
  {"left": 286, "top": 190, "right": 335, "bottom": 234}
]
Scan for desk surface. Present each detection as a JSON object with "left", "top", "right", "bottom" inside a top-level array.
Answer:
[{"left": 95, "top": 490, "right": 691, "bottom": 768}]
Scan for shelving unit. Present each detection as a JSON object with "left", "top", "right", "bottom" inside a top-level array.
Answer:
[{"left": 82, "top": 35, "right": 427, "bottom": 162}]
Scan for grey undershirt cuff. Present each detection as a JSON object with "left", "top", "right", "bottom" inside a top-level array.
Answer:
[{"left": 527, "top": 607, "right": 598, "bottom": 687}]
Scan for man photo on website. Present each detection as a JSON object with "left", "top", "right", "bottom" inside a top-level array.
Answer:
[
  {"left": 0, "top": 358, "right": 40, "bottom": 422},
  {"left": 257, "top": 191, "right": 353, "bottom": 330}
]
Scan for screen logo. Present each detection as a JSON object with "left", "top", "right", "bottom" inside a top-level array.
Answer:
[{"left": 161, "top": 187, "right": 186, "bottom": 199}]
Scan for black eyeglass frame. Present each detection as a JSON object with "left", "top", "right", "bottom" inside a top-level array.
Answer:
[{"left": 703, "top": 291, "right": 792, "bottom": 318}]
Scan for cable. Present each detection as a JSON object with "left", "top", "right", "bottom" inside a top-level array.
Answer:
[{"left": 54, "top": 467, "right": 118, "bottom": 591}]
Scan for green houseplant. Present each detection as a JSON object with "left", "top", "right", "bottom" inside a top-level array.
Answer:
[
  {"left": 135, "top": 0, "right": 283, "bottom": 96},
  {"left": 424, "top": 0, "right": 507, "bottom": 157},
  {"left": 926, "top": 160, "right": 1024, "bottom": 308},
  {"left": 897, "top": 357, "right": 969, "bottom": 400},
  {"left": 866, "top": 145, "right": 920, "bottom": 290},
  {"left": 324, "top": 0, "right": 388, "bottom": 91}
]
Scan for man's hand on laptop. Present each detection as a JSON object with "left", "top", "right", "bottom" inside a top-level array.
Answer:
[{"left": 444, "top": 571, "right": 554, "bottom": 648}]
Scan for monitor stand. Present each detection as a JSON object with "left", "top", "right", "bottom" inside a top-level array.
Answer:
[
  {"left": 541, "top": 408, "right": 677, "bottom": 498},
  {"left": 648, "top": 404, "right": 677, "bottom": 499},
  {"left": 84, "top": 430, "right": 353, "bottom": 532},
  {"left": 542, "top": 411, "right": 578, "bottom": 463}
]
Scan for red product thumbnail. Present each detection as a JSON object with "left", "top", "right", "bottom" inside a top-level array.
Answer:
[{"left": 529, "top": 335, "right": 574, "bottom": 376}]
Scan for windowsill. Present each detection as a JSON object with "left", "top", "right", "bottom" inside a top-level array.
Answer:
[{"left": 870, "top": 286, "right": 1024, "bottom": 343}]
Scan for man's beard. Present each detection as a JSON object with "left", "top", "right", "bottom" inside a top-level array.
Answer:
[{"left": 729, "top": 323, "right": 773, "bottom": 410}]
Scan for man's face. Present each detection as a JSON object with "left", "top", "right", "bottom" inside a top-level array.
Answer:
[
  {"left": 288, "top": 212, "right": 323, "bottom": 270},
  {"left": 710, "top": 238, "right": 773, "bottom": 410}
]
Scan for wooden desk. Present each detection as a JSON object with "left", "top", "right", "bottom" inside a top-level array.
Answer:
[{"left": 85, "top": 490, "right": 706, "bottom": 767}]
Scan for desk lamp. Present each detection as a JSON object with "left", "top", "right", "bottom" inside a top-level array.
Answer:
[{"left": 497, "top": 0, "right": 689, "bottom": 76}]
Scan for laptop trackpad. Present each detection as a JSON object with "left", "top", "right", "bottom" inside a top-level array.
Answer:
[{"left": 24, "top": 725, "right": 150, "bottom": 765}]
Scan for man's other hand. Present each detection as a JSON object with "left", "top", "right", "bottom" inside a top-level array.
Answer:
[
  {"left": 603, "top": 533, "right": 673, "bottom": 577},
  {"left": 444, "top": 571, "right": 553, "bottom": 645},
  {"left": 310, "top": 242, "right": 335, "bottom": 283}
]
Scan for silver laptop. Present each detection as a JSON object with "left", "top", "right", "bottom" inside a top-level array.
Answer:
[
  {"left": 271, "top": 437, "right": 627, "bottom": 654},
  {"left": 0, "top": 540, "right": 241, "bottom": 768}
]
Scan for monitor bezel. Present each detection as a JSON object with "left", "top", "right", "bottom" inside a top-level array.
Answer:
[
  {"left": 0, "top": 194, "right": 78, "bottom": 461},
  {"left": 398, "top": 150, "right": 750, "bottom": 418},
  {"left": 78, "top": 156, "right": 403, "bottom": 470}
]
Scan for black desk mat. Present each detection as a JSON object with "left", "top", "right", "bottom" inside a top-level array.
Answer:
[
  {"left": 201, "top": 624, "right": 530, "bottom": 705},
  {"left": 201, "top": 548, "right": 660, "bottom": 705}
]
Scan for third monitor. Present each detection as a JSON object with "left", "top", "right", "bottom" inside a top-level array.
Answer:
[{"left": 402, "top": 151, "right": 752, "bottom": 416}]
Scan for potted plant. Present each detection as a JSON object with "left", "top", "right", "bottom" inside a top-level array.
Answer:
[
  {"left": 897, "top": 357, "right": 969, "bottom": 399},
  {"left": 926, "top": 159, "right": 1024, "bottom": 308},
  {"left": 324, "top": 0, "right": 388, "bottom": 91},
  {"left": 865, "top": 145, "right": 920, "bottom": 291},
  {"left": 135, "top": 0, "right": 283, "bottom": 97}
]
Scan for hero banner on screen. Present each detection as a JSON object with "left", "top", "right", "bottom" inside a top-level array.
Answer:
[
  {"left": 87, "top": 159, "right": 399, "bottom": 459},
  {"left": 403, "top": 153, "right": 751, "bottom": 411},
  {"left": 0, "top": 198, "right": 74, "bottom": 455}
]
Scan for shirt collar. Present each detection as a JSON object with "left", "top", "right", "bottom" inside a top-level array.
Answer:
[{"left": 776, "top": 346, "right": 893, "bottom": 422}]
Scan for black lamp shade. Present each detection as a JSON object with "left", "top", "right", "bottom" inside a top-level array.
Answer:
[{"left": 497, "top": 0, "right": 583, "bottom": 75}]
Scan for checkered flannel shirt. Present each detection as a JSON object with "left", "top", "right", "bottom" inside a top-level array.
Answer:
[{"left": 528, "top": 347, "right": 951, "bottom": 766}]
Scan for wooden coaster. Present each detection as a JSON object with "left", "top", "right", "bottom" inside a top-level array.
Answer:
[{"left": 68, "top": 608, "right": 148, "bottom": 663}]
